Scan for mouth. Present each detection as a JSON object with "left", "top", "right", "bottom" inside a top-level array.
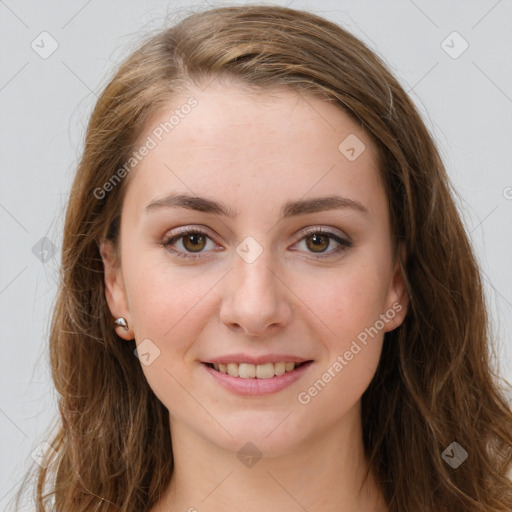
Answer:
[{"left": 203, "top": 360, "right": 312, "bottom": 379}]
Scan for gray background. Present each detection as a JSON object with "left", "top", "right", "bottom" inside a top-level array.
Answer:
[{"left": 1, "top": 0, "right": 511, "bottom": 508}]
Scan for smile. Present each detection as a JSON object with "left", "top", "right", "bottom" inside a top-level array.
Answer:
[
  {"left": 202, "top": 360, "right": 313, "bottom": 396},
  {"left": 206, "top": 361, "right": 309, "bottom": 379}
]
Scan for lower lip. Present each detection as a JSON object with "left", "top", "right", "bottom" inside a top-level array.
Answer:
[{"left": 202, "top": 361, "right": 313, "bottom": 396}]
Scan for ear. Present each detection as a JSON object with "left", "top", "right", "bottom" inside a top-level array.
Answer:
[
  {"left": 383, "top": 242, "right": 409, "bottom": 332},
  {"left": 99, "top": 239, "right": 134, "bottom": 340}
]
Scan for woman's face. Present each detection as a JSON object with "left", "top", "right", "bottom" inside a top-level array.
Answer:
[{"left": 102, "top": 81, "right": 408, "bottom": 455}]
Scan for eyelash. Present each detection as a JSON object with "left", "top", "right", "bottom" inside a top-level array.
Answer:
[{"left": 160, "top": 226, "right": 353, "bottom": 261}]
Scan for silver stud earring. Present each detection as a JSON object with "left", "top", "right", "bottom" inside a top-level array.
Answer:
[{"left": 114, "top": 317, "right": 129, "bottom": 330}]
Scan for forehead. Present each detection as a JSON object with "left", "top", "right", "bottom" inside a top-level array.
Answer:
[{"left": 124, "top": 82, "right": 385, "bottom": 218}]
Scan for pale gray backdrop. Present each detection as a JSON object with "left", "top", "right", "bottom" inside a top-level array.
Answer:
[{"left": 1, "top": 0, "right": 511, "bottom": 508}]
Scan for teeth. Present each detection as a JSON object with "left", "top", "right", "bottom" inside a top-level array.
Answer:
[
  {"left": 238, "top": 363, "right": 256, "bottom": 378},
  {"left": 213, "top": 361, "right": 299, "bottom": 379},
  {"left": 227, "top": 363, "right": 238, "bottom": 377},
  {"left": 256, "top": 363, "right": 274, "bottom": 379},
  {"left": 274, "top": 362, "right": 286, "bottom": 376}
]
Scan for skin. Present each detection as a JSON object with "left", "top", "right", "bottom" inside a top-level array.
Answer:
[{"left": 101, "top": 79, "right": 409, "bottom": 512}]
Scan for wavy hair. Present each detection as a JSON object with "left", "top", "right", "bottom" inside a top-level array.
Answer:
[{"left": 13, "top": 5, "right": 512, "bottom": 512}]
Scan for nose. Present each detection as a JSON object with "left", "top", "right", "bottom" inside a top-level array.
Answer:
[{"left": 219, "top": 248, "right": 293, "bottom": 337}]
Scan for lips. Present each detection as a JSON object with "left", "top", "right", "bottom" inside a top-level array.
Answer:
[{"left": 202, "top": 359, "right": 314, "bottom": 396}]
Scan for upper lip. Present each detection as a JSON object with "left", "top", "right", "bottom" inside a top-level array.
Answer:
[{"left": 204, "top": 354, "right": 312, "bottom": 365}]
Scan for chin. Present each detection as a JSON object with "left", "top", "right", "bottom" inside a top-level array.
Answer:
[{"left": 202, "top": 411, "right": 315, "bottom": 457}]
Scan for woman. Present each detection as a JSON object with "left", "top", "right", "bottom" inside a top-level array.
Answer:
[{"left": 15, "top": 4, "right": 512, "bottom": 512}]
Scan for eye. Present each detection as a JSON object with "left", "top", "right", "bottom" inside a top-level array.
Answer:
[
  {"left": 293, "top": 227, "right": 353, "bottom": 259},
  {"left": 160, "top": 226, "right": 353, "bottom": 260},
  {"left": 161, "top": 227, "right": 217, "bottom": 259}
]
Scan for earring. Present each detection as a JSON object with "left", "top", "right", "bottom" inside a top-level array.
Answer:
[{"left": 114, "top": 317, "right": 129, "bottom": 331}]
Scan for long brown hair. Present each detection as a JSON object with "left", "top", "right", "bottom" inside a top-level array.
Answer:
[{"left": 13, "top": 5, "right": 512, "bottom": 511}]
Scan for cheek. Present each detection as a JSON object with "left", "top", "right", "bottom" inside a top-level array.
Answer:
[
  {"left": 308, "top": 257, "right": 391, "bottom": 408},
  {"left": 297, "top": 260, "right": 392, "bottom": 345},
  {"left": 125, "top": 268, "right": 214, "bottom": 413},
  {"left": 125, "top": 263, "right": 233, "bottom": 397},
  {"left": 297, "top": 267, "right": 387, "bottom": 415},
  {"left": 125, "top": 250, "right": 214, "bottom": 337},
  {"left": 296, "top": 337, "right": 383, "bottom": 429}
]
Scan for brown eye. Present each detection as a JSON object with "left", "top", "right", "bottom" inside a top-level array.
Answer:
[
  {"left": 305, "top": 233, "right": 330, "bottom": 253},
  {"left": 162, "top": 228, "right": 215, "bottom": 259},
  {"left": 294, "top": 228, "right": 353, "bottom": 259},
  {"left": 182, "top": 232, "right": 207, "bottom": 252}
]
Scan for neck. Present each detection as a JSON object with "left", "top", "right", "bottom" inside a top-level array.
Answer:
[{"left": 153, "top": 402, "right": 387, "bottom": 512}]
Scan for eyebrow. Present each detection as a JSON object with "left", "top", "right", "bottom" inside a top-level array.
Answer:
[{"left": 145, "top": 193, "right": 369, "bottom": 218}]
